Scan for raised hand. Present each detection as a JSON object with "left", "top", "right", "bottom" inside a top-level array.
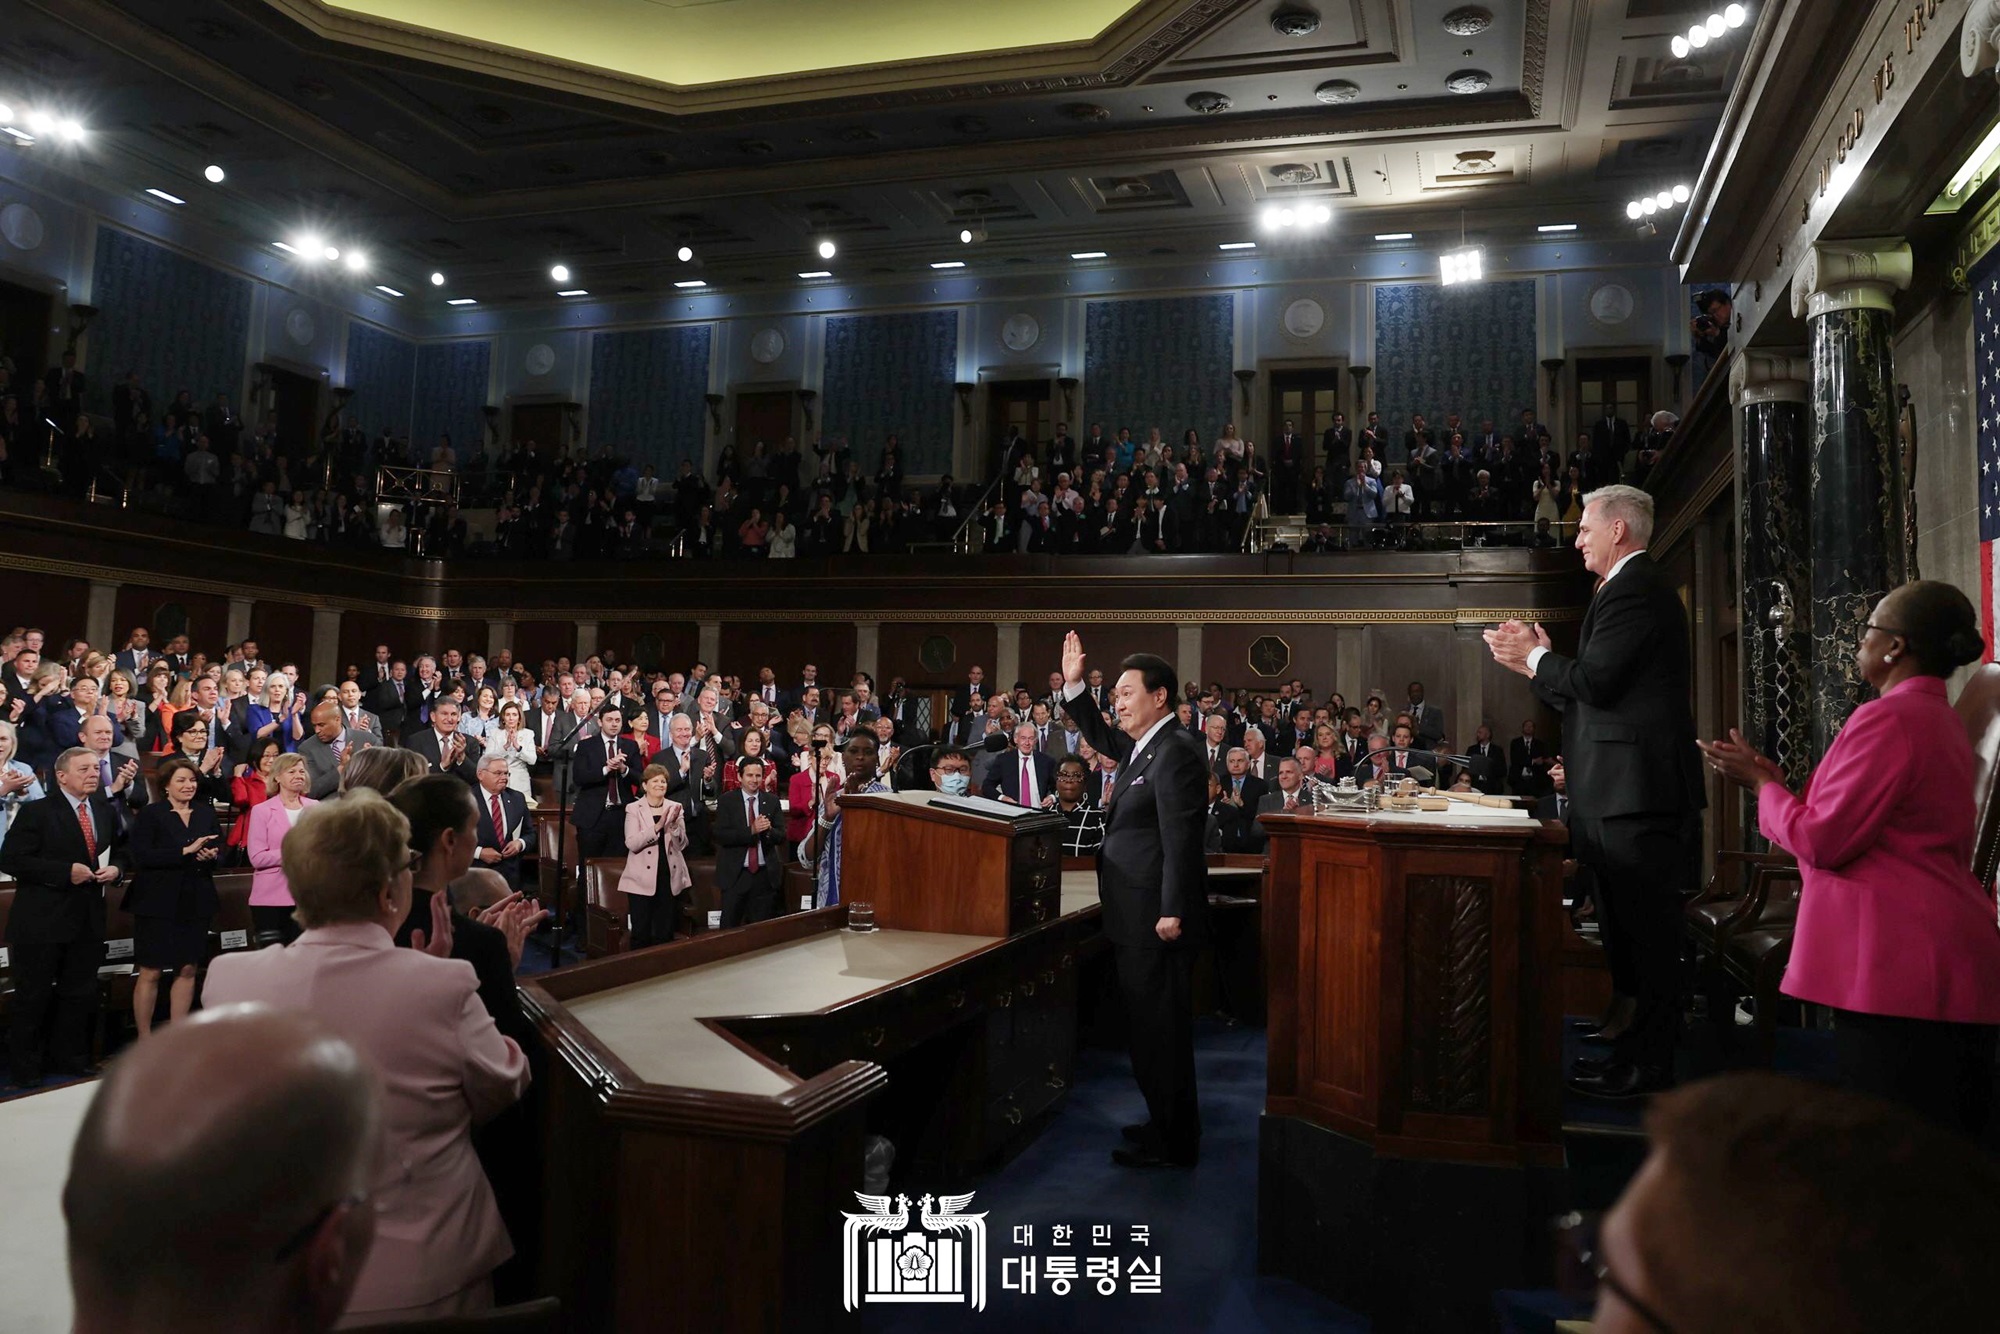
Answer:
[
  {"left": 1061, "top": 631, "right": 1086, "bottom": 686},
  {"left": 409, "top": 890, "right": 455, "bottom": 958}
]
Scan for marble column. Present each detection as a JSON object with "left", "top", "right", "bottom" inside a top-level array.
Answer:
[
  {"left": 85, "top": 581, "right": 119, "bottom": 654},
  {"left": 696, "top": 621, "right": 721, "bottom": 671},
  {"left": 1730, "top": 352, "right": 1813, "bottom": 786},
  {"left": 485, "top": 620, "right": 511, "bottom": 662},
  {"left": 993, "top": 622, "right": 1021, "bottom": 690},
  {"left": 1175, "top": 623, "right": 1203, "bottom": 691},
  {"left": 226, "top": 596, "right": 254, "bottom": 650},
  {"left": 853, "top": 622, "right": 880, "bottom": 684},
  {"left": 310, "top": 609, "right": 343, "bottom": 690},
  {"left": 573, "top": 621, "right": 598, "bottom": 664},
  {"left": 1791, "top": 240, "right": 1912, "bottom": 754}
]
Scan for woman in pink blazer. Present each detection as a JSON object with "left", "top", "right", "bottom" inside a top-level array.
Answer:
[
  {"left": 617, "top": 763, "right": 691, "bottom": 948},
  {"left": 205, "top": 789, "right": 530, "bottom": 1322},
  {"left": 244, "top": 752, "right": 313, "bottom": 944},
  {"left": 1703, "top": 581, "right": 2000, "bottom": 1137}
]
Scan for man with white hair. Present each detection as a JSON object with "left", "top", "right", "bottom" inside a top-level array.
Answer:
[
  {"left": 985, "top": 720, "right": 1056, "bottom": 806},
  {"left": 1485, "top": 484, "right": 1703, "bottom": 1102},
  {"left": 1242, "top": 725, "right": 1270, "bottom": 781}
]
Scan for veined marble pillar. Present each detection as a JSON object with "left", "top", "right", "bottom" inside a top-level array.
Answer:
[
  {"left": 1791, "top": 240, "right": 1912, "bottom": 753},
  {"left": 1730, "top": 353, "right": 1812, "bottom": 786},
  {"left": 85, "top": 581, "right": 119, "bottom": 654},
  {"left": 993, "top": 622, "right": 1021, "bottom": 691}
]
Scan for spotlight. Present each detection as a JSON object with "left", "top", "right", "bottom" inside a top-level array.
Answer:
[
  {"left": 1261, "top": 206, "right": 1284, "bottom": 230},
  {"left": 550, "top": 264, "right": 570, "bottom": 283},
  {"left": 1672, "top": 183, "right": 1691, "bottom": 203},
  {"left": 1724, "top": 4, "right": 1747, "bottom": 26},
  {"left": 25, "top": 110, "right": 52, "bottom": 135},
  {"left": 204, "top": 164, "right": 225, "bottom": 184},
  {"left": 430, "top": 271, "right": 446, "bottom": 286},
  {"left": 1626, "top": 201, "right": 1645, "bottom": 220},
  {"left": 1671, "top": 35, "right": 1690, "bottom": 59},
  {"left": 817, "top": 239, "right": 837, "bottom": 260},
  {"left": 1706, "top": 13, "right": 1727, "bottom": 36},
  {"left": 344, "top": 251, "right": 367, "bottom": 273},
  {"left": 296, "top": 234, "right": 325, "bottom": 260},
  {"left": 1311, "top": 205, "right": 1333, "bottom": 224},
  {"left": 1655, "top": 190, "right": 1674, "bottom": 208},
  {"left": 1439, "top": 247, "right": 1484, "bottom": 285},
  {"left": 676, "top": 245, "right": 693, "bottom": 262},
  {"left": 1641, "top": 197, "right": 1658, "bottom": 215},
  {"left": 324, "top": 246, "right": 340, "bottom": 261},
  {"left": 960, "top": 228, "right": 973, "bottom": 244},
  {"left": 56, "top": 119, "right": 83, "bottom": 142},
  {"left": 1688, "top": 24, "right": 1709, "bottom": 48},
  {"left": 1277, "top": 208, "right": 1296, "bottom": 226}
]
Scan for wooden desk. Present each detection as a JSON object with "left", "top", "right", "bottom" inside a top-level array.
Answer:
[{"left": 1256, "top": 806, "right": 1568, "bottom": 1332}]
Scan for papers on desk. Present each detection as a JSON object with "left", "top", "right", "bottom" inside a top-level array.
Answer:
[
  {"left": 104, "top": 937, "right": 133, "bottom": 961},
  {"left": 929, "top": 792, "right": 1049, "bottom": 821}
]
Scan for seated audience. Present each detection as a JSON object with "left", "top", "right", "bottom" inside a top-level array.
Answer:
[{"left": 203, "top": 790, "right": 531, "bottom": 1321}]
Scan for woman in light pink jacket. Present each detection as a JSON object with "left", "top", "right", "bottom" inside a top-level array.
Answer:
[
  {"left": 617, "top": 763, "right": 691, "bottom": 948},
  {"left": 1703, "top": 581, "right": 2000, "bottom": 1138},
  {"left": 244, "top": 752, "right": 313, "bottom": 944},
  {"left": 205, "top": 788, "right": 529, "bottom": 1323}
]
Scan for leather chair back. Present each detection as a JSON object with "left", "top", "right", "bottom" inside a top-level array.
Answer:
[{"left": 1953, "top": 662, "right": 2000, "bottom": 892}]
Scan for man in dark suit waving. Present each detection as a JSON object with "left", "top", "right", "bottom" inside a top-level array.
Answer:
[
  {"left": 1, "top": 747, "right": 129, "bottom": 1086},
  {"left": 1486, "top": 484, "right": 1703, "bottom": 1101},
  {"left": 1059, "top": 632, "right": 1209, "bottom": 1168},
  {"left": 713, "top": 754, "right": 785, "bottom": 927}
]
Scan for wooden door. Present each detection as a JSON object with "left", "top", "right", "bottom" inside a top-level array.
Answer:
[
  {"left": 511, "top": 403, "right": 565, "bottom": 456},
  {"left": 734, "top": 391, "right": 793, "bottom": 454},
  {"left": 0, "top": 279, "right": 51, "bottom": 392},
  {"left": 270, "top": 367, "right": 319, "bottom": 459},
  {"left": 1574, "top": 358, "right": 1650, "bottom": 438},
  {"left": 985, "top": 379, "right": 1051, "bottom": 476}
]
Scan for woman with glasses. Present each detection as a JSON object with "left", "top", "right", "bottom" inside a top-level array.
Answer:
[
  {"left": 204, "top": 788, "right": 530, "bottom": 1321},
  {"left": 168, "top": 712, "right": 231, "bottom": 805},
  {"left": 1701, "top": 581, "right": 2000, "bottom": 1137},
  {"left": 227, "top": 736, "right": 285, "bottom": 852}
]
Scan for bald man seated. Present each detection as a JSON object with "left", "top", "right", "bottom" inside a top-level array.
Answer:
[
  {"left": 449, "top": 866, "right": 514, "bottom": 915},
  {"left": 63, "top": 1002, "right": 383, "bottom": 1334}
]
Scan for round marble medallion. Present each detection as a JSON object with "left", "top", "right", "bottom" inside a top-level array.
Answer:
[
  {"left": 1000, "top": 313, "right": 1041, "bottom": 352},
  {"left": 1588, "top": 283, "right": 1636, "bottom": 327},
  {"left": 284, "top": 307, "right": 315, "bottom": 346},
  {"left": 749, "top": 327, "right": 786, "bottom": 364},
  {"left": 524, "top": 343, "right": 556, "bottom": 377},
  {"left": 1282, "top": 298, "right": 1326, "bottom": 339}
]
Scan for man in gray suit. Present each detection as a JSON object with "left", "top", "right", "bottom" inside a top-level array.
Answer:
[{"left": 297, "top": 703, "right": 374, "bottom": 799}]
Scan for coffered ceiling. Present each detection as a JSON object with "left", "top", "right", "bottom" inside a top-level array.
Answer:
[{"left": 2, "top": 0, "right": 1744, "bottom": 308}]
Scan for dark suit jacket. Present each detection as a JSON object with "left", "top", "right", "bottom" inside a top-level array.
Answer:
[
  {"left": 1461, "top": 742, "right": 1505, "bottom": 796},
  {"left": 366, "top": 677, "right": 412, "bottom": 736},
  {"left": 712, "top": 788, "right": 784, "bottom": 893},
  {"left": 573, "top": 733, "right": 644, "bottom": 832},
  {"left": 950, "top": 683, "right": 989, "bottom": 719},
  {"left": 216, "top": 696, "right": 256, "bottom": 769},
  {"left": 658, "top": 745, "right": 715, "bottom": 826},
  {"left": 1508, "top": 735, "right": 1550, "bottom": 794},
  {"left": 475, "top": 785, "right": 529, "bottom": 890},
  {"left": 0, "top": 790, "right": 129, "bottom": 944},
  {"left": 124, "top": 800, "right": 222, "bottom": 922},
  {"left": 1531, "top": 553, "right": 1705, "bottom": 821},
  {"left": 1060, "top": 689, "right": 1211, "bottom": 950},
  {"left": 983, "top": 748, "right": 1056, "bottom": 805},
  {"left": 1218, "top": 773, "right": 1267, "bottom": 810},
  {"left": 406, "top": 727, "right": 483, "bottom": 784}
]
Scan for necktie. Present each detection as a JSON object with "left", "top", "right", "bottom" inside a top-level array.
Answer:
[
  {"left": 1021, "top": 757, "right": 1032, "bottom": 805},
  {"left": 1284, "top": 793, "right": 1297, "bottom": 810},
  {"left": 349, "top": 709, "right": 360, "bottom": 728},
  {"left": 1557, "top": 796, "right": 1568, "bottom": 821},
  {"left": 491, "top": 794, "right": 506, "bottom": 844},
  {"left": 77, "top": 800, "right": 96, "bottom": 863},
  {"left": 100, "top": 758, "right": 113, "bottom": 792},
  {"left": 608, "top": 741, "right": 624, "bottom": 805},
  {"left": 332, "top": 736, "right": 345, "bottom": 763},
  {"left": 745, "top": 795, "right": 760, "bottom": 872}
]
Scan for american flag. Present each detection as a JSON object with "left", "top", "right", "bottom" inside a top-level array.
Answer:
[{"left": 1980, "top": 242, "right": 2000, "bottom": 660}]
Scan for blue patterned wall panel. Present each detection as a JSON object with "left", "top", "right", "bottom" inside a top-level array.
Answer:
[
  {"left": 410, "top": 340, "right": 491, "bottom": 454},
  {"left": 1372, "top": 280, "right": 1539, "bottom": 439},
  {"left": 822, "top": 310, "right": 957, "bottom": 475},
  {"left": 344, "top": 321, "right": 416, "bottom": 443},
  {"left": 586, "top": 324, "right": 712, "bottom": 466},
  {"left": 1084, "top": 295, "right": 1236, "bottom": 445},
  {"left": 87, "top": 227, "right": 251, "bottom": 415}
]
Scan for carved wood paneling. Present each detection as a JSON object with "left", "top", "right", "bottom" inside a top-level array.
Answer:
[{"left": 1402, "top": 874, "right": 1492, "bottom": 1116}]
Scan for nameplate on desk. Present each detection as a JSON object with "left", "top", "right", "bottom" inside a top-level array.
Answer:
[
  {"left": 800, "top": 895, "right": 813, "bottom": 912},
  {"left": 707, "top": 911, "right": 722, "bottom": 930},
  {"left": 219, "top": 929, "right": 249, "bottom": 950},
  {"left": 105, "top": 937, "right": 134, "bottom": 961},
  {"left": 0, "top": 946, "right": 8, "bottom": 968}
]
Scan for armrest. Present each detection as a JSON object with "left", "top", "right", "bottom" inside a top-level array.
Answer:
[
  {"left": 1688, "top": 849, "right": 1797, "bottom": 907},
  {"left": 1720, "top": 864, "right": 1804, "bottom": 936}
]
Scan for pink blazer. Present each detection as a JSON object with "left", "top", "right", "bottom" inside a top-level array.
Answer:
[
  {"left": 1761, "top": 676, "right": 2000, "bottom": 1023},
  {"left": 245, "top": 795, "right": 314, "bottom": 907},
  {"left": 617, "top": 798, "right": 691, "bottom": 898},
  {"left": 203, "top": 922, "right": 530, "bottom": 1314}
]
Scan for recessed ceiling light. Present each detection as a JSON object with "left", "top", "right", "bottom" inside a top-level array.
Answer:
[
  {"left": 1218, "top": 241, "right": 1257, "bottom": 251},
  {"left": 550, "top": 264, "right": 570, "bottom": 283},
  {"left": 272, "top": 241, "right": 300, "bottom": 255},
  {"left": 798, "top": 270, "right": 832, "bottom": 278},
  {"left": 930, "top": 260, "right": 965, "bottom": 269},
  {"left": 204, "top": 164, "right": 225, "bottom": 184},
  {"left": 145, "top": 188, "right": 186, "bottom": 205},
  {"left": 817, "top": 239, "right": 837, "bottom": 260},
  {"left": 1374, "top": 232, "right": 1414, "bottom": 241},
  {"left": 446, "top": 297, "right": 477, "bottom": 306},
  {"left": 1537, "top": 223, "right": 1578, "bottom": 233},
  {"left": 556, "top": 289, "right": 588, "bottom": 297},
  {"left": 959, "top": 229, "right": 974, "bottom": 244},
  {"left": 375, "top": 285, "right": 404, "bottom": 297},
  {"left": 429, "top": 271, "right": 446, "bottom": 286},
  {"left": 676, "top": 245, "right": 694, "bottom": 262},
  {"left": 1070, "top": 251, "right": 1108, "bottom": 260},
  {"left": 674, "top": 279, "right": 707, "bottom": 289}
]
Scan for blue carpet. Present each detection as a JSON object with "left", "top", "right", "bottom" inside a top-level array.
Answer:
[{"left": 861, "top": 1018, "right": 1370, "bottom": 1334}]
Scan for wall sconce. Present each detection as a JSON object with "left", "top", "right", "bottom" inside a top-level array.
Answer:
[
  {"left": 1057, "top": 376, "right": 1078, "bottom": 420},
  {"left": 1541, "top": 357, "right": 1566, "bottom": 402},
  {"left": 321, "top": 387, "right": 354, "bottom": 440},
  {"left": 954, "top": 382, "right": 975, "bottom": 425},
  {"left": 704, "top": 393, "right": 725, "bottom": 432},
  {"left": 1233, "top": 369, "right": 1256, "bottom": 410},
  {"left": 562, "top": 402, "right": 582, "bottom": 450},
  {"left": 796, "top": 388, "right": 818, "bottom": 432},
  {"left": 1347, "top": 364, "right": 1371, "bottom": 414},
  {"left": 481, "top": 405, "right": 501, "bottom": 446},
  {"left": 65, "top": 303, "right": 99, "bottom": 354},
  {"left": 1665, "top": 353, "right": 1690, "bottom": 398}
]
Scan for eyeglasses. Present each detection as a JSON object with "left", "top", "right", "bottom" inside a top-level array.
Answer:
[
  {"left": 1864, "top": 621, "right": 1905, "bottom": 639},
  {"left": 273, "top": 1158, "right": 413, "bottom": 1261},
  {"left": 1554, "top": 1211, "right": 1674, "bottom": 1333}
]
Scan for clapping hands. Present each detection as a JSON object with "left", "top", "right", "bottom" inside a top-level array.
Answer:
[{"left": 474, "top": 892, "right": 550, "bottom": 968}]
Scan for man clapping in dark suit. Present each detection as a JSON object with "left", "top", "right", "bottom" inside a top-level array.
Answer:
[
  {"left": 713, "top": 755, "right": 785, "bottom": 926},
  {"left": 406, "top": 697, "right": 482, "bottom": 784},
  {"left": 1060, "top": 632, "right": 1209, "bottom": 1169},
  {"left": 572, "top": 703, "right": 643, "bottom": 860},
  {"left": 1486, "top": 485, "right": 1703, "bottom": 1101}
]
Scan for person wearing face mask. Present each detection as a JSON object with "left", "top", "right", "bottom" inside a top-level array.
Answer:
[
  {"left": 929, "top": 746, "right": 974, "bottom": 799},
  {"left": 1050, "top": 754, "right": 1106, "bottom": 857}
]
